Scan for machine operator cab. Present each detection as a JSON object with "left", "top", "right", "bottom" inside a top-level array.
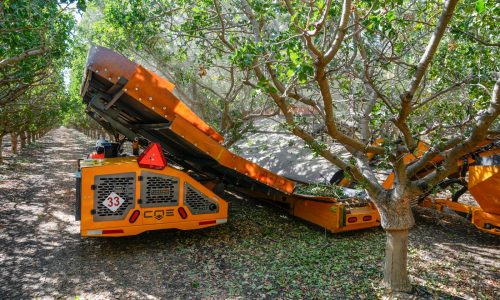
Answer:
[{"left": 87, "top": 138, "right": 122, "bottom": 159}]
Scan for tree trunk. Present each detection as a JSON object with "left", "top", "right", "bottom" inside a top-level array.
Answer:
[
  {"left": 373, "top": 195, "right": 415, "bottom": 294},
  {"left": 0, "top": 134, "right": 4, "bottom": 163},
  {"left": 11, "top": 134, "right": 18, "bottom": 154},
  {"left": 383, "top": 229, "right": 411, "bottom": 292},
  {"left": 20, "top": 131, "right": 26, "bottom": 148},
  {"left": 27, "top": 131, "right": 32, "bottom": 144}
]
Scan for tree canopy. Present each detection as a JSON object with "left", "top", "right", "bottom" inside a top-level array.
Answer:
[
  {"left": 0, "top": 0, "right": 92, "bottom": 153},
  {"left": 1, "top": 0, "right": 498, "bottom": 295}
]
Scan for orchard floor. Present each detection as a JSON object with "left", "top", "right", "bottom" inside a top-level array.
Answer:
[{"left": 0, "top": 127, "right": 498, "bottom": 299}]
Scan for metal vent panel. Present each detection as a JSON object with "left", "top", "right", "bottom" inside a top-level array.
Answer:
[
  {"left": 140, "top": 171, "right": 179, "bottom": 208},
  {"left": 93, "top": 173, "right": 135, "bottom": 221},
  {"left": 183, "top": 183, "right": 218, "bottom": 215}
]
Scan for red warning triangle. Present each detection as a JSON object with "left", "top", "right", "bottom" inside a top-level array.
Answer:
[{"left": 137, "top": 143, "right": 167, "bottom": 170}]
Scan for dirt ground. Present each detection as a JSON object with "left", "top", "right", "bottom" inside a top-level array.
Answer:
[{"left": 0, "top": 128, "right": 498, "bottom": 299}]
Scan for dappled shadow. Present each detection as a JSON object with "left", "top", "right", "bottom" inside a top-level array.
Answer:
[
  {"left": 407, "top": 207, "right": 499, "bottom": 298},
  {"left": 0, "top": 128, "right": 498, "bottom": 299}
]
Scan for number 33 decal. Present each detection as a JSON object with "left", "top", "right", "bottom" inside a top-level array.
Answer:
[{"left": 107, "top": 196, "right": 120, "bottom": 207}]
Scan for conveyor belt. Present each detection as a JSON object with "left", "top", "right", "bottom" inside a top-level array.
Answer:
[{"left": 81, "top": 46, "right": 295, "bottom": 197}]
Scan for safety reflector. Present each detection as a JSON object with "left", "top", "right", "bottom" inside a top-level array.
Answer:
[
  {"left": 137, "top": 143, "right": 167, "bottom": 170},
  {"left": 129, "top": 210, "right": 140, "bottom": 223},
  {"left": 199, "top": 220, "right": 216, "bottom": 226},
  {"left": 347, "top": 217, "right": 358, "bottom": 223},
  {"left": 87, "top": 229, "right": 124, "bottom": 235},
  {"left": 178, "top": 207, "right": 188, "bottom": 219},
  {"left": 87, "top": 230, "right": 102, "bottom": 235},
  {"left": 362, "top": 215, "right": 372, "bottom": 222},
  {"left": 102, "top": 229, "right": 124, "bottom": 234},
  {"left": 199, "top": 219, "right": 226, "bottom": 226}
]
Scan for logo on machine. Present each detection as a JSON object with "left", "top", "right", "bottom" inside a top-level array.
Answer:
[
  {"left": 143, "top": 209, "right": 174, "bottom": 221},
  {"left": 144, "top": 210, "right": 165, "bottom": 220}
]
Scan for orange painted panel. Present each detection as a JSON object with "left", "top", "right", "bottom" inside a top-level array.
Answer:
[
  {"left": 293, "top": 200, "right": 341, "bottom": 232},
  {"left": 382, "top": 172, "right": 395, "bottom": 189},
  {"left": 402, "top": 141, "right": 430, "bottom": 164},
  {"left": 292, "top": 200, "right": 380, "bottom": 233},
  {"left": 80, "top": 158, "right": 229, "bottom": 237},
  {"left": 471, "top": 210, "right": 500, "bottom": 235},
  {"left": 337, "top": 205, "right": 380, "bottom": 233},
  {"left": 123, "top": 65, "right": 224, "bottom": 143},
  {"left": 468, "top": 165, "right": 500, "bottom": 215},
  {"left": 169, "top": 116, "right": 225, "bottom": 159},
  {"left": 367, "top": 138, "right": 384, "bottom": 160}
]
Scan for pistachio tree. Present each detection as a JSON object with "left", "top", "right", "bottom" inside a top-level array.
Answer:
[
  {"left": 0, "top": 74, "right": 68, "bottom": 161},
  {"left": 0, "top": 0, "right": 83, "bottom": 106},
  {"left": 0, "top": 0, "right": 86, "bottom": 161}
]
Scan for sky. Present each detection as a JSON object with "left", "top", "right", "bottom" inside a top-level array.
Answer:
[{"left": 62, "top": 2, "right": 84, "bottom": 90}]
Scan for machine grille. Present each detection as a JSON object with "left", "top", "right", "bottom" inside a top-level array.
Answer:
[
  {"left": 94, "top": 173, "right": 135, "bottom": 221},
  {"left": 140, "top": 171, "right": 179, "bottom": 208},
  {"left": 184, "top": 183, "right": 218, "bottom": 215}
]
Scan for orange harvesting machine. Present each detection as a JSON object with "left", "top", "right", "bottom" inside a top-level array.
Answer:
[{"left": 76, "top": 46, "right": 499, "bottom": 237}]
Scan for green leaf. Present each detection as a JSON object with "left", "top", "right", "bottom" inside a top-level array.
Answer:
[
  {"left": 386, "top": 11, "right": 395, "bottom": 22},
  {"left": 475, "top": 0, "right": 485, "bottom": 13}
]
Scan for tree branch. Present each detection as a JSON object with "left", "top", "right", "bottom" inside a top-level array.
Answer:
[
  {"left": 0, "top": 47, "right": 48, "bottom": 69},
  {"left": 416, "top": 76, "right": 500, "bottom": 189},
  {"left": 322, "top": 0, "right": 352, "bottom": 64},
  {"left": 395, "top": 0, "right": 459, "bottom": 149},
  {"left": 415, "top": 75, "right": 475, "bottom": 109}
]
